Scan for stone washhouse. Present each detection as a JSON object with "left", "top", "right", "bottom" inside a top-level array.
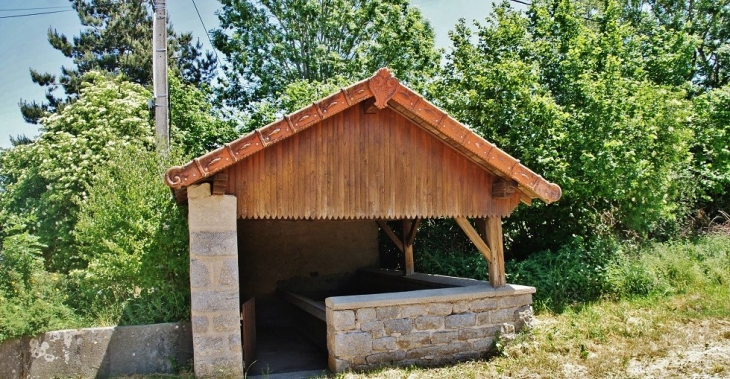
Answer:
[{"left": 165, "top": 68, "right": 561, "bottom": 377}]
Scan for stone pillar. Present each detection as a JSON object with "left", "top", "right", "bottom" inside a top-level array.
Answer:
[{"left": 187, "top": 183, "right": 243, "bottom": 378}]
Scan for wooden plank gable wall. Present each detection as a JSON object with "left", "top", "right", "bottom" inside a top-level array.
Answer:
[{"left": 221, "top": 104, "right": 521, "bottom": 220}]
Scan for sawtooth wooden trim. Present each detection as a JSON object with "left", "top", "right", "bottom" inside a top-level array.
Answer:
[
  {"left": 164, "top": 67, "right": 561, "bottom": 206},
  {"left": 377, "top": 220, "right": 404, "bottom": 253},
  {"left": 453, "top": 216, "right": 492, "bottom": 265}
]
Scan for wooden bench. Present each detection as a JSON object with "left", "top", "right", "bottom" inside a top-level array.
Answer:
[{"left": 278, "top": 289, "right": 326, "bottom": 322}]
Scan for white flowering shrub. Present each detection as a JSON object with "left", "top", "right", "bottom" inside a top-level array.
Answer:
[{"left": 0, "top": 72, "right": 154, "bottom": 273}]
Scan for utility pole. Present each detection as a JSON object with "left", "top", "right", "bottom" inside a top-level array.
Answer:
[{"left": 152, "top": 0, "right": 169, "bottom": 149}]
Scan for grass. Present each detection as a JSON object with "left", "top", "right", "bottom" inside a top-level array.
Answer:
[{"left": 334, "top": 283, "right": 730, "bottom": 378}]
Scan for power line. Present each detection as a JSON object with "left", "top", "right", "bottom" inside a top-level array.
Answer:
[
  {"left": 190, "top": 0, "right": 221, "bottom": 64},
  {"left": 0, "top": 6, "right": 70, "bottom": 12},
  {"left": 0, "top": 9, "right": 74, "bottom": 19}
]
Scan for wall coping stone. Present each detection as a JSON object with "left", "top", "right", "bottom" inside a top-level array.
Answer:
[{"left": 326, "top": 283, "right": 535, "bottom": 310}]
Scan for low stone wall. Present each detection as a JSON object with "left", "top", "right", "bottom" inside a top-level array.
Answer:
[
  {"left": 325, "top": 279, "right": 534, "bottom": 372},
  {"left": 0, "top": 323, "right": 192, "bottom": 379}
]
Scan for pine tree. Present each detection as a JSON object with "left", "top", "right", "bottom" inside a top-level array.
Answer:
[{"left": 20, "top": 0, "right": 217, "bottom": 124}]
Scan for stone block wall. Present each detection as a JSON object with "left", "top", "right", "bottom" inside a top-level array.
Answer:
[
  {"left": 325, "top": 284, "right": 534, "bottom": 372},
  {"left": 187, "top": 184, "right": 244, "bottom": 378}
]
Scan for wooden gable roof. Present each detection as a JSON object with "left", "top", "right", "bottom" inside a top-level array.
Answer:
[{"left": 165, "top": 68, "right": 561, "bottom": 218}]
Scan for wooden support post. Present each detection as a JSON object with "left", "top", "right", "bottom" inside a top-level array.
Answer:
[
  {"left": 486, "top": 216, "right": 506, "bottom": 288},
  {"left": 402, "top": 219, "right": 420, "bottom": 275},
  {"left": 453, "top": 217, "right": 492, "bottom": 265}
]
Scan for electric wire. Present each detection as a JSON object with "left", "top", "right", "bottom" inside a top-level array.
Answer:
[
  {"left": 0, "top": 10, "right": 74, "bottom": 19},
  {"left": 0, "top": 6, "right": 70, "bottom": 12},
  {"left": 190, "top": 0, "right": 221, "bottom": 64}
]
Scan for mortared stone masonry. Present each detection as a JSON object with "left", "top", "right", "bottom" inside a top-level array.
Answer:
[{"left": 187, "top": 183, "right": 243, "bottom": 378}]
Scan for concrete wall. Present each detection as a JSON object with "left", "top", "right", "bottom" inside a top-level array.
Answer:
[
  {"left": 238, "top": 220, "right": 379, "bottom": 299},
  {"left": 0, "top": 323, "right": 192, "bottom": 379},
  {"left": 325, "top": 281, "right": 535, "bottom": 372}
]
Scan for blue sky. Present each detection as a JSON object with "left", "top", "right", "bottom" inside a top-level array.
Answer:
[{"left": 0, "top": 0, "right": 507, "bottom": 148}]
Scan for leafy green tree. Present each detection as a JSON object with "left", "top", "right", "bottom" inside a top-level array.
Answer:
[
  {"left": 71, "top": 145, "right": 189, "bottom": 324},
  {"left": 20, "top": 0, "right": 216, "bottom": 123},
  {"left": 627, "top": 0, "right": 730, "bottom": 89},
  {"left": 690, "top": 85, "right": 730, "bottom": 216},
  {"left": 169, "top": 75, "right": 239, "bottom": 158},
  {"left": 3, "top": 70, "right": 236, "bottom": 274},
  {"left": 0, "top": 233, "right": 77, "bottom": 342},
  {"left": 213, "top": 0, "right": 441, "bottom": 110},
  {"left": 436, "top": 0, "right": 692, "bottom": 255}
]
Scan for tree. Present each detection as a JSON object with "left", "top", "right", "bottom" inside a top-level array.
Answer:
[
  {"left": 435, "top": 0, "right": 692, "bottom": 255},
  {"left": 623, "top": 0, "right": 730, "bottom": 91},
  {"left": 1, "top": 72, "right": 155, "bottom": 272},
  {"left": 20, "top": 0, "right": 217, "bottom": 124},
  {"left": 213, "top": 0, "right": 441, "bottom": 110},
  {"left": 71, "top": 145, "right": 190, "bottom": 324},
  {"left": 690, "top": 84, "right": 730, "bottom": 218},
  {"left": 169, "top": 75, "right": 239, "bottom": 158}
]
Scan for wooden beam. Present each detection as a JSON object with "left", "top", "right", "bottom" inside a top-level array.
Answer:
[
  {"left": 376, "top": 220, "right": 404, "bottom": 253},
  {"left": 402, "top": 219, "right": 419, "bottom": 275},
  {"left": 520, "top": 193, "right": 533, "bottom": 206},
  {"left": 492, "top": 179, "right": 517, "bottom": 199},
  {"left": 362, "top": 98, "right": 379, "bottom": 114},
  {"left": 453, "top": 217, "right": 492, "bottom": 265},
  {"left": 486, "top": 216, "right": 506, "bottom": 288},
  {"left": 173, "top": 187, "right": 188, "bottom": 204},
  {"left": 278, "top": 290, "right": 326, "bottom": 322},
  {"left": 212, "top": 173, "right": 229, "bottom": 195},
  {"left": 406, "top": 218, "right": 421, "bottom": 246}
]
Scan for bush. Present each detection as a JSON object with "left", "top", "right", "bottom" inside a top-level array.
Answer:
[
  {"left": 607, "top": 234, "right": 730, "bottom": 299},
  {"left": 411, "top": 219, "right": 488, "bottom": 280},
  {"left": 0, "top": 233, "right": 77, "bottom": 342},
  {"left": 70, "top": 145, "right": 190, "bottom": 325},
  {"left": 506, "top": 236, "right": 619, "bottom": 312}
]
